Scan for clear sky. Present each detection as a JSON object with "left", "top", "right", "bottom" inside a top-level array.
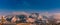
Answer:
[{"left": 0, "top": 0, "right": 60, "bottom": 13}]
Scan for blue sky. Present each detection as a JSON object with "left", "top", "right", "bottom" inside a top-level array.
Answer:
[{"left": 0, "top": 0, "right": 60, "bottom": 13}]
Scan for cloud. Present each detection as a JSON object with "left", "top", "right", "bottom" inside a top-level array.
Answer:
[
  {"left": 39, "top": 12, "right": 60, "bottom": 20},
  {"left": 12, "top": 11, "right": 30, "bottom": 16},
  {"left": 53, "top": 13, "right": 60, "bottom": 20},
  {"left": 0, "top": 11, "right": 60, "bottom": 20}
]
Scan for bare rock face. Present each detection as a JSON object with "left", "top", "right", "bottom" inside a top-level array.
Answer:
[
  {"left": 11, "top": 17, "right": 17, "bottom": 23},
  {"left": 26, "top": 18, "right": 35, "bottom": 22},
  {"left": 53, "top": 13, "right": 60, "bottom": 20}
]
